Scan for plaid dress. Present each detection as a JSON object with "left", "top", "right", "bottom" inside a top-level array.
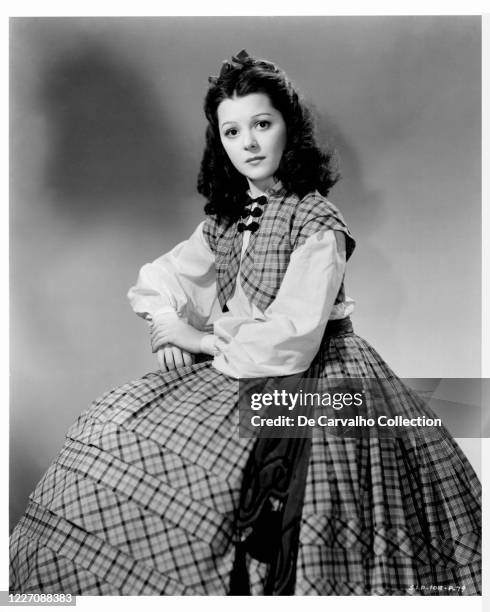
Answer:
[{"left": 10, "top": 191, "right": 481, "bottom": 596}]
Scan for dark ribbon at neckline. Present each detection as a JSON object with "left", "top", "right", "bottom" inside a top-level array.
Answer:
[
  {"left": 237, "top": 195, "right": 268, "bottom": 233},
  {"left": 246, "top": 194, "right": 268, "bottom": 207},
  {"left": 241, "top": 207, "right": 263, "bottom": 219},
  {"left": 237, "top": 220, "right": 260, "bottom": 233}
]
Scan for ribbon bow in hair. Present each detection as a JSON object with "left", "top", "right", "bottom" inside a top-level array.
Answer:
[
  {"left": 232, "top": 49, "right": 254, "bottom": 65},
  {"left": 208, "top": 50, "right": 252, "bottom": 84},
  {"left": 208, "top": 50, "right": 276, "bottom": 84}
]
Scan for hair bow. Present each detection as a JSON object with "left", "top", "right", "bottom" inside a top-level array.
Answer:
[
  {"left": 231, "top": 49, "right": 253, "bottom": 65},
  {"left": 208, "top": 49, "right": 256, "bottom": 85}
]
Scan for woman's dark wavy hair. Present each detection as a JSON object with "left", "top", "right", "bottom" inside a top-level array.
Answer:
[{"left": 197, "top": 50, "right": 340, "bottom": 223}]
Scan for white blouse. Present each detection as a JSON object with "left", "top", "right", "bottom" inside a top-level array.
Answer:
[{"left": 128, "top": 220, "right": 355, "bottom": 379}]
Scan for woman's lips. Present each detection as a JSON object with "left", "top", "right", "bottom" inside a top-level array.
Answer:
[{"left": 246, "top": 156, "right": 265, "bottom": 165}]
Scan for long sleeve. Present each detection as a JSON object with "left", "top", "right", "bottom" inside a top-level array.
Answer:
[
  {"left": 127, "top": 221, "right": 221, "bottom": 330},
  {"left": 211, "top": 229, "right": 350, "bottom": 379}
]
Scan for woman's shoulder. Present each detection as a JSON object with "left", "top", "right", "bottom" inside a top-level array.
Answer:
[
  {"left": 287, "top": 190, "right": 351, "bottom": 233},
  {"left": 293, "top": 190, "right": 346, "bottom": 220},
  {"left": 289, "top": 191, "right": 356, "bottom": 257}
]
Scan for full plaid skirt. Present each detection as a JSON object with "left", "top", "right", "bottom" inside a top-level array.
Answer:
[{"left": 9, "top": 325, "right": 481, "bottom": 595}]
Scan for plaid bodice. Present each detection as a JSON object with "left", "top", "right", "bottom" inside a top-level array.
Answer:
[{"left": 203, "top": 189, "right": 355, "bottom": 313}]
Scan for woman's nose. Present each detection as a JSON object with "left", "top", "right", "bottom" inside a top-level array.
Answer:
[{"left": 243, "top": 131, "right": 259, "bottom": 151}]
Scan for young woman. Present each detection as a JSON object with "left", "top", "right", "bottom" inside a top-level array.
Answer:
[{"left": 9, "top": 50, "right": 481, "bottom": 596}]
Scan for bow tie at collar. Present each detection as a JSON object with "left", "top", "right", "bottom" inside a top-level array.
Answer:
[
  {"left": 237, "top": 220, "right": 260, "bottom": 233},
  {"left": 240, "top": 206, "right": 263, "bottom": 219},
  {"left": 245, "top": 194, "right": 268, "bottom": 207},
  {"left": 237, "top": 194, "right": 268, "bottom": 233}
]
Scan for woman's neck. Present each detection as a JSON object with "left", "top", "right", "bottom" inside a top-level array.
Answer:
[
  {"left": 246, "top": 181, "right": 268, "bottom": 199},
  {"left": 246, "top": 177, "right": 279, "bottom": 198}
]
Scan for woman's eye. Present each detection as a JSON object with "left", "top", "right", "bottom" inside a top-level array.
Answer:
[
  {"left": 256, "top": 120, "right": 270, "bottom": 129},
  {"left": 224, "top": 128, "right": 238, "bottom": 137}
]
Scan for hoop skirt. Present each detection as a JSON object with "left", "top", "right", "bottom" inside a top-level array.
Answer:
[{"left": 9, "top": 321, "right": 481, "bottom": 595}]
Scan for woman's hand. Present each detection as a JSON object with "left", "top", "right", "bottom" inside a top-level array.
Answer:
[
  {"left": 150, "top": 311, "right": 205, "bottom": 354},
  {"left": 157, "top": 345, "right": 194, "bottom": 372}
]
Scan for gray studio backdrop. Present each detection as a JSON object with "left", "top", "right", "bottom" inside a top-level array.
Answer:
[{"left": 10, "top": 16, "right": 481, "bottom": 530}]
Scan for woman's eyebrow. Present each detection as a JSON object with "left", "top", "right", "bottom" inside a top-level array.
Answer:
[{"left": 220, "top": 113, "right": 273, "bottom": 129}]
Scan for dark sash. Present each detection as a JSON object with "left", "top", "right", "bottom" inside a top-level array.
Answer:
[{"left": 229, "top": 317, "right": 353, "bottom": 595}]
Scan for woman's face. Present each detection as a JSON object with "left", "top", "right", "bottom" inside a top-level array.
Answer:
[{"left": 217, "top": 92, "right": 287, "bottom": 193}]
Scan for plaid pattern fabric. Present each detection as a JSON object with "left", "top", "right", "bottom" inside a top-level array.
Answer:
[
  {"left": 203, "top": 188, "right": 355, "bottom": 312},
  {"left": 10, "top": 326, "right": 481, "bottom": 595}
]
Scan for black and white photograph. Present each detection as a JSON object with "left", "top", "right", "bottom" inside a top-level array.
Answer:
[{"left": 7, "top": 13, "right": 484, "bottom": 602}]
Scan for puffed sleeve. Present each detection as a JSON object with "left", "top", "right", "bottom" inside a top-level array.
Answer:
[
  {"left": 210, "top": 229, "right": 348, "bottom": 378},
  {"left": 127, "top": 221, "right": 221, "bottom": 330}
]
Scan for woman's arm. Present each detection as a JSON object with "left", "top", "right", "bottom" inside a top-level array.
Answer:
[
  {"left": 127, "top": 221, "right": 219, "bottom": 329},
  {"left": 128, "top": 221, "right": 219, "bottom": 368}
]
